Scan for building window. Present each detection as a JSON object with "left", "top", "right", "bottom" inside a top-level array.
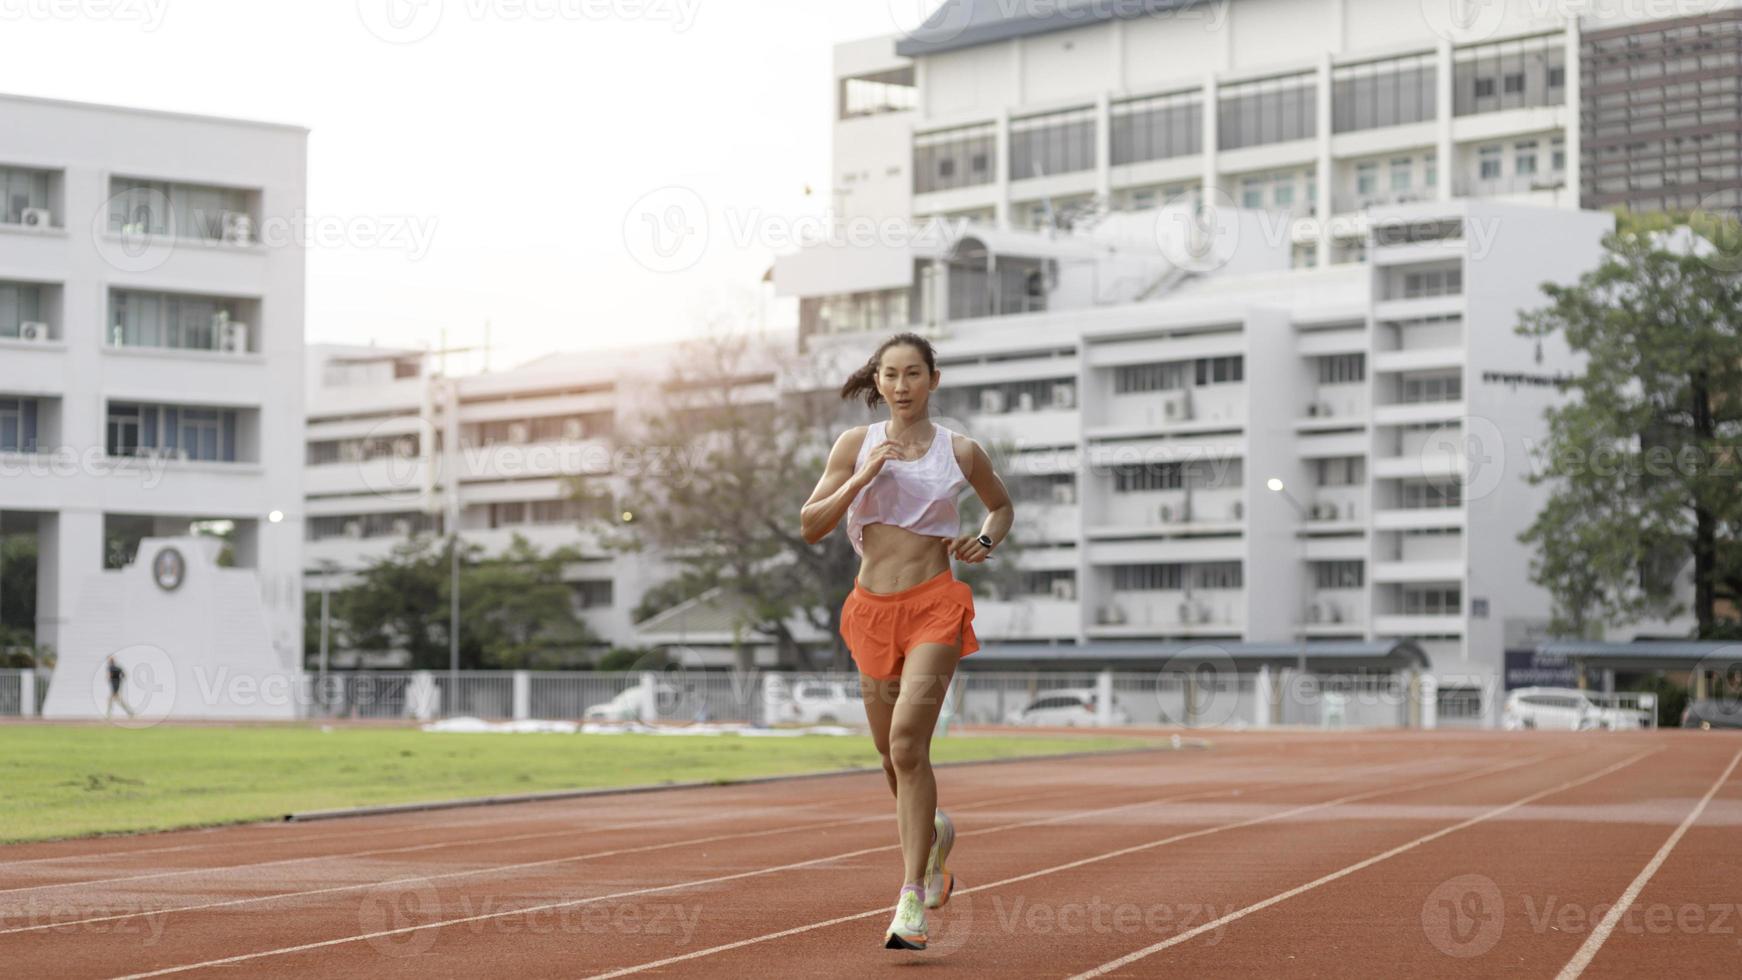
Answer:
[
  {"left": 0, "top": 165, "right": 52, "bottom": 225},
  {"left": 1113, "top": 362, "right": 1190, "bottom": 393},
  {"left": 913, "top": 123, "right": 996, "bottom": 194},
  {"left": 108, "top": 177, "right": 253, "bottom": 242},
  {"left": 0, "top": 397, "right": 39, "bottom": 452},
  {"left": 1315, "top": 561, "right": 1364, "bottom": 590},
  {"left": 1194, "top": 355, "right": 1244, "bottom": 385},
  {"left": 1401, "top": 267, "right": 1462, "bottom": 298},
  {"left": 1192, "top": 562, "right": 1244, "bottom": 590},
  {"left": 1400, "top": 372, "right": 1463, "bottom": 403},
  {"left": 1402, "top": 585, "right": 1462, "bottom": 615},
  {"left": 106, "top": 402, "right": 240, "bottom": 462},
  {"left": 1426, "top": 154, "right": 1438, "bottom": 188},
  {"left": 1454, "top": 33, "right": 1566, "bottom": 116},
  {"left": 1401, "top": 480, "right": 1462, "bottom": 509},
  {"left": 1010, "top": 106, "right": 1096, "bottom": 181},
  {"left": 1332, "top": 52, "right": 1437, "bottom": 133},
  {"left": 0, "top": 281, "right": 44, "bottom": 338},
  {"left": 1113, "top": 563, "right": 1183, "bottom": 591},
  {"left": 1390, "top": 157, "right": 1414, "bottom": 192},
  {"left": 1241, "top": 179, "right": 1265, "bottom": 208},
  {"left": 839, "top": 66, "right": 915, "bottom": 120},
  {"left": 1111, "top": 89, "right": 1203, "bottom": 165},
  {"left": 1316, "top": 456, "right": 1365, "bottom": 487},
  {"left": 1550, "top": 137, "right": 1566, "bottom": 172},
  {"left": 1113, "top": 462, "right": 1183, "bottom": 493},
  {"left": 110, "top": 290, "right": 250, "bottom": 353},
  {"left": 1317, "top": 353, "right": 1365, "bottom": 385},
  {"left": 1478, "top": 146, "right": 1503, "bottom": 180},
  {"left": 572, "top": 580, "right": 614, "bottom": 609},
  {"left": 1356, "top": 162, "right": 1378, "bottom": 195},
  {"left": 1515, "top": 140, "right": 1538, "bottom": 176},
  {"left": 1218, "top": 72, "right": 1317, "bottom": 150}
]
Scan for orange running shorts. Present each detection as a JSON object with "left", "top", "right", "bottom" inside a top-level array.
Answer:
[{"left": 840, "top": 567, "right": 980, "bottom": 681}]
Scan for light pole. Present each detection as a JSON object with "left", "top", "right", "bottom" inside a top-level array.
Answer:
[{"left": 1266, "top": 477, "right": 1310, "bottom": 675}]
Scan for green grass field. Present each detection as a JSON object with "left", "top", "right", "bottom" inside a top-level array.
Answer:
[{"left": 0, "top": 725, "right": 1159, "bottom": 843}]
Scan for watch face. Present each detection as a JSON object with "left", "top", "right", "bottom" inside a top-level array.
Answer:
[{"left": 152, "top": 547, "right": 186, "bottom": 592}]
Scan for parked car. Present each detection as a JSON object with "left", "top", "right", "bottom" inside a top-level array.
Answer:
[
  {"left": 1682, "top": 698, "right": 1742, "bottom": 730},
  {"left": 1502, "top": 687, "right": 1641, "bottom": 731},
  {"left": 583, "top": 682, "right": 678, "bottom": 722},
  {"left": 1004, "top": 688, "right": 1131, "bottom": 727},
  {"left": 767, "top": 679, "right": 866, "bottom": 726}
]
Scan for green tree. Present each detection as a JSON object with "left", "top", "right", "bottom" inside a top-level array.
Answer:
[
  {"left": 320, "top": 534, "right": 603, "bottom": 670},
  {"left": 1518, "top": 212, "right": 1742, "bottom": 638}
]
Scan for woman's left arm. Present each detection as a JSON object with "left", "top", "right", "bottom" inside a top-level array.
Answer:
[{"left": 947, "top": 436, "right": 1014, "bottom": 564}]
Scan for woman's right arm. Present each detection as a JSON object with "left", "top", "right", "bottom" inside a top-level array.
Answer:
[{"left": 801, "top": 426, "right": 873, "bottom": 545}]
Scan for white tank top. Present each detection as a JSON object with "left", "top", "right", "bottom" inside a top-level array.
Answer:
[{"left": 845, "top": 420, "right": 969, "bottom": 557}]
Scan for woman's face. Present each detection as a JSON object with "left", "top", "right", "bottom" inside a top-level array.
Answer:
[{"left": 875, "top": 344, "right": 937, "bottom": 424}]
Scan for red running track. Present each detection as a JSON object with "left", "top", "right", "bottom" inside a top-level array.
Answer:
[{"left": 1, "top": 729, "right": 1738, "bottom": 979}]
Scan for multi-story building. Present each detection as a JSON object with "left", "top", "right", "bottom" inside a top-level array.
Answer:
[
  {"left": 303, "top": 341, "right": 818, "bottom": 666},
  {"left": 0, "top": 93, "right": 307, "bottom": 666},
  {"left": 833, "top": 0, "right": 1740, "bottom": 258}
]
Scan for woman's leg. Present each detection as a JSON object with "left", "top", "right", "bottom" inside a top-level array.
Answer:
[
  {"left": 888, "top": 642, "right": 959, "bottom": 886},
  {"left": 859, "top": 673, "right": 900, "bottom": 798}
]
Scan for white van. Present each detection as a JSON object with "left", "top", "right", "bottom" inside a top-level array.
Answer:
[{"left": 1502, "top": 687, "right": 1636, "bottom": 731}]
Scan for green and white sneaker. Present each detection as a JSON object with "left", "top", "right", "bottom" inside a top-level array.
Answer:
[
  {"left": 884, "top": 885, "right": 929, "bottom": 950},
  {"left": 924, "top": 809, "right": 956, "bottom": 909}
]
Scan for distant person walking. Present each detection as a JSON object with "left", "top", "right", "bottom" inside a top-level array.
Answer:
[{"left": 106, "top": 655, "right": 135, "bottom": 719}]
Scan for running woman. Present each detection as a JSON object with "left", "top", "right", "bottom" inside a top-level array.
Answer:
[{"left": 800, "top": 331, "right": 1014, "bottom": 950}]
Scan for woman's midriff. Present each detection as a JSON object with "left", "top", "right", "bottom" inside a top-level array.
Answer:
[{"left": 857, "top": 522, "right": 953, "bottom": 593}]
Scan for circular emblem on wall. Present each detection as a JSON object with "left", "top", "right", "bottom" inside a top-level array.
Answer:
[{"left": 152, "top": 547, "right": 186, "bottom": 592}]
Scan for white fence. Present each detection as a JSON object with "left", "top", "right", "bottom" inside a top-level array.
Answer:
[{"left": 0, "top": 666, "right": 1446, "bottom": 729}]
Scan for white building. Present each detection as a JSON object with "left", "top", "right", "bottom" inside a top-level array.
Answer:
[
  {"left": 775, "top": 1, "right": 1742, "bottom": 721},
  {"left": 0, "top": 94, "right": 308, "bottom": 672},
  {"left": 303, "top": 339, "right": 827, "bottom": 668}
]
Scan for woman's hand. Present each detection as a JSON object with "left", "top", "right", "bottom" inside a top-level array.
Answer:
[
  {"left": 945, "top": 532, "right": 992, "bottom": 564},
  {"left": 852, "top": 441, "right": 907, "bottom": 486}
]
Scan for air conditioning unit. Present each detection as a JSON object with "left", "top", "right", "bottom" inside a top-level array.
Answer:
[
  {"left": 980, "top": 389, "right": 1006, "bottom": 414},
  {"left": 21, "top": 208, "right": 52, "bottom": 229},
  {"left": 1305, "top": 403, "right": 1320, "bottom": 417},
  {"left": 1177, "top": 601, "right": 1194, "bottom": 623},
  {"left": 1306, "top": 602, "right": 1324, "bottom": 624},
  {"left": 1050, "top": 577, "right": 1077, "bottom": 601},
  {"left": 1096, "top": 604, "right": 1127, "bottom": 625},
  {"left": 562, "top": 418, "right": 586, "bottom": 440},
  {"left": 391, "top": 518, "right": 412, "bottom": 537},
  {"left": 1321, "top": 501, "right": 1339, "bottom": 521},
  {"left": 1051, "top": 481, "right": 1076, "bottom": 505},
  {"left": 1318, "top": 402, "right": 1333, "bottom": 417},
  {"left": 1196, "top": 602, "right": 1214, "bottom": 624},
  {"left": 1016, "top": 391, "right": 1036, "bottom": 413},
  {"left": 1161, "top": 392, "right": 1190, "bottom": 421},
  {"left": 508, "top": 422, "right": 530, "bottom": 443},
  {"left": 220, "top": 210, "right": 255, "bottom": 246},
  {"left": 219, "top": 321, "right": 249, "bottom": 354},
  {"left": 1051, "top": 383, "right": 1076, "bottom": 409},
  {"left": 393, "top": 437, "right": 416, "bottom": 457},
  {"left": 1159, "top": 503, "right": 1174, "bottom": 523},
  {"left": 17, "top": 321, "right": 50, "bottom": 343},
  {"left": 1230, "top": 500, "right": 1244, "bottom": 520},
  {"left": 340, "top": 442, "right": 365, "bottom": 462},
  {"left": 344, "top": 521, "right": 364, "bottom": 539}
]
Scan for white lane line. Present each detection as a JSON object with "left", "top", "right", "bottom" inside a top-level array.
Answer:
[
  {"left": 0, "top": 787, "right": 1058, "bottom": 936},
  {"left": 1553, "top": 744, "right": 1742, "bottom": 980},
  {"left": 574, "top": 750, "right": 1567, "bottom": 979},
  {"left": 99, "top": 769, "right": 1358, "bottom": 980},
  {"left": 1064, "top": 747, "right": 1663, "bottom": 979}
]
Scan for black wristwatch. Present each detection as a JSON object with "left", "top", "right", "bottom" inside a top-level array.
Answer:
[{"left": 977, "top": 533, "right": 995, "bottom": 551}]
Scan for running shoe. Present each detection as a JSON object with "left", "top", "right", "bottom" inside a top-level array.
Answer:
[
  {"left": 924, "top": 808, "right": 956, "bottom": 909},
  {"left": 883, "top": 885, "right": 928, "bottom": 950}
]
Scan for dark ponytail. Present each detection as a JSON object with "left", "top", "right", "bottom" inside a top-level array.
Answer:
[{"left": 839, "top": 331, "right": 938, "bottom": 410}]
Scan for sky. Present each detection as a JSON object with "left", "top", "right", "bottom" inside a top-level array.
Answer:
[{"left": 3, "top": 0, "right": 942, "bottom": 370}]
